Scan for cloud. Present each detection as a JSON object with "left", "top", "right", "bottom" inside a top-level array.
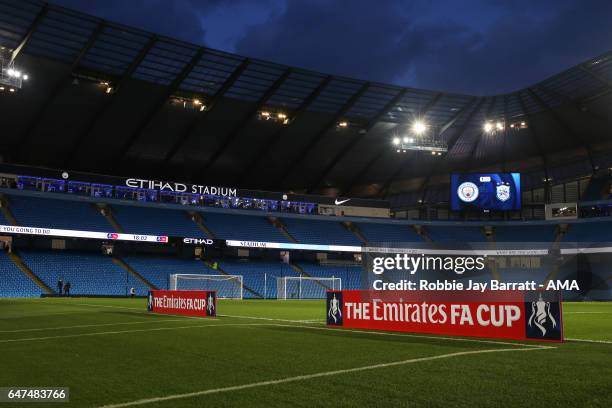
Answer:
[
  {"left": 50, "top": 0, "right": 612, "bottom": 95},
  {"left": 234, "top": 0, "right": 612, "bottom": 94},
  {"left": 50, "top": 0, "right": 209, "bottom": 45}
]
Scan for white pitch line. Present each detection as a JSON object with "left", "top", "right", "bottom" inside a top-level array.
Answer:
[
  {"left": 98, "top": 346, "right": 554, "bottom": 408},
  {"left": 0, "top": 323, "right": 272, "bottom": 344},
  {"left": 218, "top": 314, "right": 325, "bottom": 324},
  {"left": 0, "top": 318, "right": 191, "bottom": 333},
  {"left": 254, "top": 322, "right": 552, "bottom": 349},
  {"left": 566, "top": 338, "right": 612, "bottom": 344}
]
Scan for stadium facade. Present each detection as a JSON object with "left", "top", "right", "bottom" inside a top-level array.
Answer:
[{"left": 0, "top": 0, "right": 611, "bottom": 301}]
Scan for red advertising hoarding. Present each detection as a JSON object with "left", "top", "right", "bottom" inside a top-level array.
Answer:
[
  {"left": 147, "top": 290, "right": 216, "bottom": 317},
  {"left": 326, "top": 290, "right": 563, "bottom": 342}
]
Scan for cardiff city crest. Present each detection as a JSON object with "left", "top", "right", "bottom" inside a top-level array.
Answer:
[
  {"left": 457, "top": 182, "right": 479, "bottom": 202},
  {"left": 496, "top": 183, "right": 511, "bottom": 202}
]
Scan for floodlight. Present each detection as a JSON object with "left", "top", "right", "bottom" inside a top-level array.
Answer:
[
  {"left": 393, "top": 137, "right": 400, "bottom": 145},
  {"left": 412, "top": 121, "right": 426, "bottom": 135},
  {"left": 483, "top": 122, "right": 493, "bottom": 132}
]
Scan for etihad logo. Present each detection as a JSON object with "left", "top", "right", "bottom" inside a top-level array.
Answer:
[
  {"left": 334, "top": 198, "right": 351, "bottom": 205},
  {"left": 183, "top": 238, "right": 214, "bottom": 245}
]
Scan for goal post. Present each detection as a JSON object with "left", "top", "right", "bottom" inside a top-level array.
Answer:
[
  {"left": 169, "top": 274, "right": 243, "bottom": 300},
  {"left": 277, "top": 276, "right": 341, "bottom": 300}
]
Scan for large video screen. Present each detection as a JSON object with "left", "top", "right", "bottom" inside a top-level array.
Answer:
[{"left": 450, "top": 173, "right": 521, "bottom": 211}]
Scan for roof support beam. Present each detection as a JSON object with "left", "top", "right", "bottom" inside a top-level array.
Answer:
[
  {"left": 463, "top": 96, "right": 496, "bottom": 172},
  {"left": 501, "top": 95, "right": 508, "bottom": 172},
  {"left": 536, "top": 83, "right": 612, "bottom": 126},
  {"left": 235, "top": 75, "right": 333, "bottom": 185},
  {"left": 9, "top": 3, "right": 48, "bottom": 63},
  {"left": 345, "top": 96, "right": 476, "bottom": 198},
  {"left": 65, "top": 35, "right": 158, "bottom": 167},
  {"left": 516, "top": 91, "right": 550, "bottom": 180},
  {"left": 161, "top": 59, "right": 251, "bottom": 164},
  {"left": 17, "top": 20, "right": 106, "bottom": 160},
  {"left": 418, "top": 97, "right": 484, "bottom": 203},
  {"left": 579, "top": 65, "right": 612, "bottom": 89},
  {"left": 372, "top": 93, "right": 446, "bottom": 198},
  {"left": 339, "top": 144, "right": 389, "bottom": 196},
  {"left": 307, "top": 90, "right": 438, "bottom": 194},
  {"left": 195, "top": 67, "right": 293, "bottom": 176},
  {"left": 274, "top": 82, "right": 371, "bottom": 189},
  {"left": 526, "top": 87, "right": 595, "bottom": 173},
  {"left": 117, "top": 47, "right": 206, "bottom": 164}
]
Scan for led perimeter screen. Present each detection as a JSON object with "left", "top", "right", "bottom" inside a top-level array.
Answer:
[{"left": 450, "top": 173, "right": 521, "bottom": 211}]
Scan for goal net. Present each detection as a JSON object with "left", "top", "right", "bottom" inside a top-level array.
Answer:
[
  {"left": 169, "top": 274, "right": 243, "bottom": 299},
  {"left": 277, "top": 276, "right": 341, "bottom": 300}
]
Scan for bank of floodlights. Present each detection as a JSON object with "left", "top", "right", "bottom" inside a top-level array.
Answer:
[
  {"left": 483, "top": 120, "right": 527, "bottom": 134},
  {"left": 393, "top": 120, "right": 446, "bottom": 156},
  {"left": 0, "top": 54, "right": 29, "bottom": 93}
]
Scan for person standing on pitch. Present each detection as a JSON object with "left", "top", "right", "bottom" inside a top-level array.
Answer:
[
  {"left": 130, "top": 287, "right": 136, "bottom": 298},
  {"left": 64, "top": 281, "right": 71, "bottom": 296},
  {"left": 57, "top": 278, "right": 63, "bottom": 296}
]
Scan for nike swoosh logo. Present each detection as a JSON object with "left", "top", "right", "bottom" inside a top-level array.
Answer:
[{"left": 334, "top": 198, "right": 350, "bottom": 205}]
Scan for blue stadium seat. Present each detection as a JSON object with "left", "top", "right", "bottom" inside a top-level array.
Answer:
[
  {"left": 112, "top": 205, "right": 206, "bottom": 238},
  {"left": 218, "top": 260, "right": 297, "bottom": 299},
  {"left": 281, "top": 218, "right": 361, "bottom": 245},
  {"left": 123, "top": 255, "right": 214, "bottom": 290},
  {"left": 298, "top": 262, "right": 361, "bottom": 291},
  {"left": 8, "top": 195, "right": 112, "bottom": 232},
  {"left": 0, "top": 251, "right": 41, "bottom": 297},
  {"left": 19, "top": 250, "right": 149, "bottom": 296},
  {"left": 495, "top": 225, "right": 557, "bottom": 242},
  {"left": 0, "top": 210, "right": 8, "bottom": 225},
  {"left": 426, "top": 226, "right": 487, "bottom": 242},
  {"left": 356, "top": 222, "right": 423, "bottom": 243},
  {"left": 564, "top": 221, "right": 612, "bottom": 242},
  {"left": 202, "top": 213, "right": 289, "bottom": 242}
]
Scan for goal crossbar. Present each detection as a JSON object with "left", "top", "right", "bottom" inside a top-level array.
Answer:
[
  {"left": 277, "top": 276, "right": 341, "bottom": 300},
  {"left": 169, "top": 274, "right": 243, "bottom": 299}
]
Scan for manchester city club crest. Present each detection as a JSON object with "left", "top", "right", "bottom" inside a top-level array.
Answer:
[
  {"left": 326, "top": 292, "right": 343, "bottom": 326},
  {"left": 496, "top": 183, "right": 511, "bottom": 202},
  {"left": 457, "top": 182, "right": 479, "bottom": 202}
]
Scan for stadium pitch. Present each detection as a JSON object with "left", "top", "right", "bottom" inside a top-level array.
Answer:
[{"left": 0, "top": 299, "right": 611, "bottom": 407}]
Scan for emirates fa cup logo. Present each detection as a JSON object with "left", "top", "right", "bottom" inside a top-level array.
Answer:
[
  {"left": 207, "top": 293, "right": 215, "bottom": 315},
  {"left": 528, "top": 293, "right": 557, "bottom": 336},
  {"left": 328, "top": 294, "right": 342, "bottom": 323}
]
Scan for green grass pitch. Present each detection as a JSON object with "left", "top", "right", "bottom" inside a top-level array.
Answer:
[{"left": 0, "top": 298, "right": 611, "bottom": 407}]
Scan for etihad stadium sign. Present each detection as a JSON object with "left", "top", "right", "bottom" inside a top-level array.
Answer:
[{"left": 125, "top": 178, "right": 237, "bottom": 197}]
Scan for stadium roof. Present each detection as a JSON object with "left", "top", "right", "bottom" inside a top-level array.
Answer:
[{"left": 1, "top": 0, "right": 611, "bottom": 201}]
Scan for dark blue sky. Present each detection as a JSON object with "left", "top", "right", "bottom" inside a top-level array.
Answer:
[{"left": 52, "top": 0, "right": 612, "bottom": 95}]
